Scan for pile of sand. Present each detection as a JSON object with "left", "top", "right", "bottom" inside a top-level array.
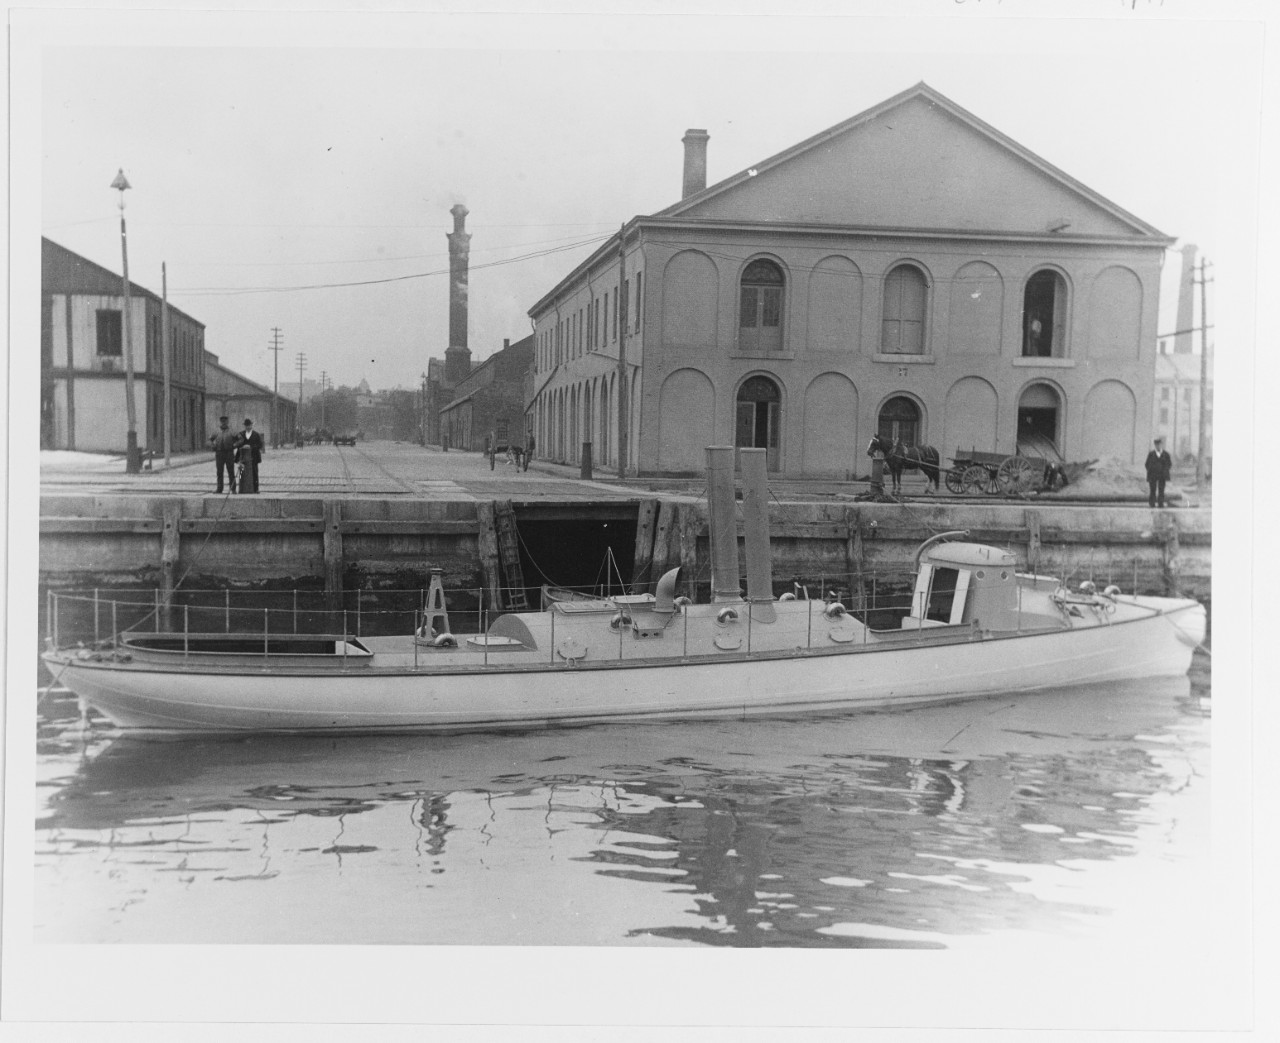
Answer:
[{"left": 1058, "top": 455, "right": 1179, "bottom": 500}]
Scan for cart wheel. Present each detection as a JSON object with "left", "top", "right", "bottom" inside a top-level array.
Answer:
[
  {"left": 944, "top": 466, "right": 966, "bottom": 494},
  {"left": 961, "top": 464, "right": 991, "bottom": 495},
  {"left": 997, "top": 456, "right": 1038, "bottom": 493}
]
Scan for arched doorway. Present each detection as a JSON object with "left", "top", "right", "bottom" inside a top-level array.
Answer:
[
  {"left": 877, "top": 395, "right": 921, "bottom": 445},
  {"left": 1017, "top": 383, "right": 1061, "bottom": 453},
  {"left": 735, "top": 375, "right": 781, "bottom": 471}
]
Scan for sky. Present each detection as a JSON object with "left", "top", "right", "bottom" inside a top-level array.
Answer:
[{"left": 27, "top": 5, "right": 1266, "bottom": 397}]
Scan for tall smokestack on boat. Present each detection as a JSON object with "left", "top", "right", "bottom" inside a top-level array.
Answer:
[
  {"left": 705, "top": 446, "right": 742, "bottom": 604},
  {"left": 739, "top": 448, "right": 776, "bottom": 623},
  {"left": 444, "top": 204, "right": 472, "bottom": 385}
]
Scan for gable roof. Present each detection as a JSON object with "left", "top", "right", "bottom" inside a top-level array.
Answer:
[{"left": 657, "top": 82, "right": 1169, "bottom": 240}]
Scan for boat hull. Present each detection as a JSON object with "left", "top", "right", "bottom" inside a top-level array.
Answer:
[{"left": 43, "top": 601, "right": 1206, "bottom": 734}]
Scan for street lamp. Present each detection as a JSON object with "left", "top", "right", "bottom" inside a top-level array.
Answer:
[{"left": 111, "top": 168, "right": 142, "bottom": 473}]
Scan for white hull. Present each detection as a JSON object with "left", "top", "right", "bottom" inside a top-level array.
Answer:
[{"left": 45, "top": 600, "right": 1205, "bottom": 735}]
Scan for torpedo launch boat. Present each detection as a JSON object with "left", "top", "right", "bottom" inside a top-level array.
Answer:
[{"left": 42, "top": 448, "right": 1206, "bottom": 735}]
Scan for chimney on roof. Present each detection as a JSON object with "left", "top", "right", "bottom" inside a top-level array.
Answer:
[{"left": 682, "top": 129, "right": 710, "bottom": 199}]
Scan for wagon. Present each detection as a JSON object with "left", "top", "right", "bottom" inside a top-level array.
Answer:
[{"left": 944, "top": 444, "right": 1062, "bottom": 496}]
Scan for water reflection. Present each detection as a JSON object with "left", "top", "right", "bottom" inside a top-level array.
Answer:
[{"left": 35, "top": 673, "right": 1210, "bottom": 947}]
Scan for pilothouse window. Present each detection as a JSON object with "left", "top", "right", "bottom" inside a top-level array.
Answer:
[{"left": 926, "top": 566, "right": 960, "bottom": 623}]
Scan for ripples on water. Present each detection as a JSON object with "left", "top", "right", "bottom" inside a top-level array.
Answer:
[{"left": 35, "top": 662, "right": 1210, "bottom": 948}]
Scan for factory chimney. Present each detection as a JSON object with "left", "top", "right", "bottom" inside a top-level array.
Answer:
[
  {"left": 682, "top": 129, "right": 709, "bottom": 199},
  {"left": 444, "top": 204, "right": 472, "bottom": 385}
]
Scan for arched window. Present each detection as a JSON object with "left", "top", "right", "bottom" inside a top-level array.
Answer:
[
  {"left": 736, "top": 375, "right": 782, "bottom": 471},
  {"left": 1022, "top": 269, "right": 1067, "bottom": 357},
  {"left": 739, "top": 259, "right": 784, "bottom": 353},
  {"left": 880, "top": 264, "right": 927, "bottom": 355},
  {"left": 877, "top": 395, "right": 921, "bottom": 446}
]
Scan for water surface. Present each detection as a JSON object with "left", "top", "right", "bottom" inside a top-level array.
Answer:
[{"left": 35, "top": 665, "right": 1211, "bottom": 948}]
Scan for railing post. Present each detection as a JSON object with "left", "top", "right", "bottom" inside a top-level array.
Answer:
[
  {"left": 293, "top": 589, "right": 298, "bottom": 633},
  {"left": 264, "top": 607, "right": 269, "bottom": 657},
  {"left": 155, "top": 588, "right": 163, "bottom": 633},
  {"left": 356, "top": 591, "right": 361, "bottom": 637},
  {"left": 110, "top": 600, "right": 116, "bottom": 645},
  {"left": 550, "top": 606, "right": 555, "bottom": 665},
  {"left": 414, "top": 610, "right": 419, "bottom": 670},
  {"left": 94, "top": 588, "right": 100, "bottom": 643},
  {"left": 184, "top": 605, "right": 190, "bottom": 658},
  {"left": 683, "top": 603, "right": 688, "bottom": 657},
  {"left": 53, "top": 592, "right": 61, "bottom": 649},
  {"left": 342, "top": 611, "right": 348, "bottom": 668}
]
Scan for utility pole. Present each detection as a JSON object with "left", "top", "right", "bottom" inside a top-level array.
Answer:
[
  {"left": 1195, "top": 258, "right": 1213, "bottom": 487},
  {"left": 161, "top": 262, "right": 171, "bottom": 466},
  {"left": 616, "top": 222, "right": 628, "bottom": 478},
  {"left": 296, "top": 352, "right": 307, "bottom": 433},
  {"left": 268, "top": 327, "right": 283, "bottom": 448},
  {"left": 320, "top": 371, "right": 328, "bottom": 430}
]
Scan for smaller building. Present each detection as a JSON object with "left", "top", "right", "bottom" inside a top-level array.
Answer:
[
  {"left": 204, "top": 350, "right": 297, "bottom": 448},
  {"left": 1152, "top": 348, "right": 1212, "bottom": 464},
  {"left": 439, "top": 336, "right": 534, "bottom": 451}
]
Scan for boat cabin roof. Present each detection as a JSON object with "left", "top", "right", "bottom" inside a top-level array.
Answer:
[{"left": 922, "top": 542, "right": 1016, "bottom": 570}]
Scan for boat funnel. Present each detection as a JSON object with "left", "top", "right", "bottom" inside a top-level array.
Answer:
[
  {"left": 705, "top": 446, "right": 742, "bottom": 603},
  {"left": 740, "top": 448, "right": 776, "bottom": 623}
]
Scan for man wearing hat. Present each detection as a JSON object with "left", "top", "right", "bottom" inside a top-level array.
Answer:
[
  {"left": 208, "top": 415, "right": 239, "bottom": 494},
  {"left": 1144, "top": 436, "right": 1172, "bottom": 508},
  {"left": 236, "top": 418, "right": 264, "bottom": 494}
]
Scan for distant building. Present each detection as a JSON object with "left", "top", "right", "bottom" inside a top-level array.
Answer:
[
  {"left": 439, "top": 336, "right": 534, "bottom": 451},
  {"left": 528, "top": 83, "right": 1174, "bottom": 477},
  {"left": 42, "top": 237, "right": 207, "bottom": 452},
  {"left": 204, "top": 350, "right": 297, "bottom": 448},
  {"left": 1152, "top": 347, "right": 1212, "bottom": 463}
]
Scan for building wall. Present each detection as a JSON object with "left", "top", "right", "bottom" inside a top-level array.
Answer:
[
  {"left": 527, "top": 85, "right": 1168, "bottom": 478},
  {"left": 42, "top": 239, "right": 208, "bottom": 452},
  {"left": 630, "top": 230, "right": 1160, "bottom": 475}
]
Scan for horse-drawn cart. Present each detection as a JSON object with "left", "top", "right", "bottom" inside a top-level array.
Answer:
[{"left": 944, "top": 442, "right": 1064, "bottom": 496}]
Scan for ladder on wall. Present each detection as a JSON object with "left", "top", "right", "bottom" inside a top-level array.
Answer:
[{"left": 493, "top": 500, "right": 529, "bottom": 610}]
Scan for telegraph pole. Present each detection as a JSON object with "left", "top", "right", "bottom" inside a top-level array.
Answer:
[
  {"left": 320, "top": 371, "right": 328, "bottom": 430},
  {"left": 161, "top": 261, "right": 171, "bottom": 466},
  {"left": 295, "top": 352, "right": 307, "bottom": 434},
  {"left": 1195, "top": 258, "right": 1213, "bottom": 487},
  {"left": 268, "top": 327, "right": 283, "bottom": 448}
]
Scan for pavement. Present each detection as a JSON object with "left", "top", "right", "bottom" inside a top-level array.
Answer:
[
  {"left": 38, "top": 442, "right": 1208, "bottom": 506},
  {"left": 38, "top": 442, "right": 650, "bottom": 501}
]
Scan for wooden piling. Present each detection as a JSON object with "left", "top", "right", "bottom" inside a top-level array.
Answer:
[
  {"left": 323, "top": 500, "right": 344, "bottom": 611},
  {"left": 475, "top": 501, "right": 503, "bottom": 609},
  {"left": 1162, "top": 518, "right": 1182, "bottom": 595},
  {"left": 1025, "top": 509, "right": 1041, "bottom": 573},
  {"left": 678, "top": 503, "right": 701, "bottom": 601},
  {"left": 159, "top": 501, "right": 181, "bottom": 632},
  {"left": 630, "top": 498, "right": 660, "bottom": 591},
  {"left": 844, "top": 506, "right": 866, "bottom": 613},
  {"left": 648, "top": 499, "right": 679, "bottom": 590}
]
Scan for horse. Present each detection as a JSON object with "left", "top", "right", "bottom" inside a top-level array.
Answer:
[{"left": 866, "top": 434, "right": 941, "bottom": 495}]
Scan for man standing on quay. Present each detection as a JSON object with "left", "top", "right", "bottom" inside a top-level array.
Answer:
[
  {"left": 209, "top": 415, "right": 239, "bottom": 494},
  {"left": 237, "top": 418, "right": 264, "bottom": 494},
  {"left": 1145, "top": 436, "right": 1172, "bottom": 508}
]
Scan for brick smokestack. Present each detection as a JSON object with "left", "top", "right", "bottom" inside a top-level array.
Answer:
[
  {"left": 682, "top": 129, "right": 709, "bottom": 199},
  {"left": 444, "top": 204, "right": 472, "bottom": 385}
]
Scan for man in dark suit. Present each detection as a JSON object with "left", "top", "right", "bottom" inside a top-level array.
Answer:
[
  {"left": 236, "top": 418, "right": 264, "bottom": 494},
  {"left": 1144, "top": 436, "right": 1172, "bottom": 508}
]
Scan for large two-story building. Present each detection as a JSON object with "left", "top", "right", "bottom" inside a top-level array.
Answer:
[
  {"left": 527, "top": 83, "right": 1173, "bottom": 477},
  {"left": 42, "top": 237, "right": 208, "bottom": 453}
]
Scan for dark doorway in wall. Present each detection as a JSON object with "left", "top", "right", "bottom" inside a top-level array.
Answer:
[{"left": 512, "top": 516, "right": 639, "bottom": 597}]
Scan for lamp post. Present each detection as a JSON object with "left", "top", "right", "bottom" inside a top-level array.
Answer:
[{"left": 111, "top": 169, "right": 142, "bottom": 473}]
